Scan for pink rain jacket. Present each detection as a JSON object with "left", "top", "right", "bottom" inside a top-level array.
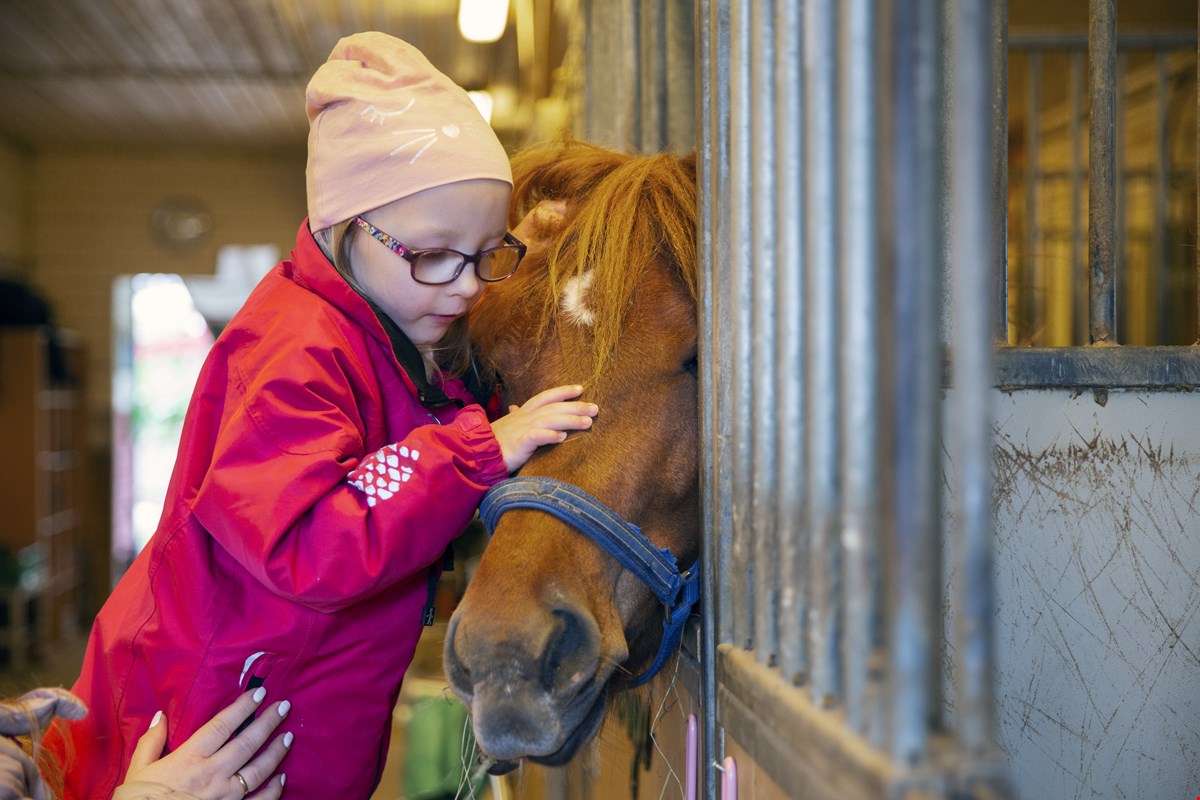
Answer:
[{"left": 49, "top": 221, "right": 509, "bottom": 799}]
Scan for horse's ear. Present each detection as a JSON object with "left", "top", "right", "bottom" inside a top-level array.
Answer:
[{"left": 512, "top": 200, "right": 570, "bottom": 251}]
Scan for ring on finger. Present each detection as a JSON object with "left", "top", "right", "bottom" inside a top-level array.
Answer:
[{"left": 234, "top": 771, "right": 250, "bottom": 796}]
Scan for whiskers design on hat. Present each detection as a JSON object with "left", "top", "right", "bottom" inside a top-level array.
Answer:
[
  {"left": 360, "top": 100, "right": 415, "bottom": 124},
  {"left": 390, "top": 120, "right": 483, "bottom": 164}
]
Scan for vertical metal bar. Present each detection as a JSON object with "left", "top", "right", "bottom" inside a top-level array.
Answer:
[
  {"left": 665, "top": 0, "right": 697, "bottom": 151},
  {"left": 992, "top": 0, "right": 1009, "bottom": 344},
  {"left": 1088, "top": 0, "right": 1117, "bottom": 344},
  {"left": 1070, "top": 52, "right": 1085, "bottom": 344},
  {"left": 838, "top": 0, "right": 881, "bottom": 740},
  {"left": 774, "top": 0, "right": 807, "bottom": 688},
  {"left": 698, "top": 1, "right": 731, "bottom": 798},
  {"left": 750, "top": 0, "right": 779, "bottom": 668},
  {"left": 804, "top": 0, "right": 841, "bottom": 708},
  {"left": 728, "top": 0, "right": 755, "bottom": 651},
  {"left": 639, "top": 0, "right": 663, "bottom": 152},
  {"left": 879, "top": 0, "right": 942, "bottom": 765},
  {"left": 1154, "top": 52, "right": 1170, "bottom": 344},
  {"left": 948, "top": 0, "right": 998, "bottom": 761},
  {"left": 1197, "top": 2, "right": 1199, "bottom": 344},
  {"left": 1024, "top": 51, "right": 1041, "bottom": 345}
]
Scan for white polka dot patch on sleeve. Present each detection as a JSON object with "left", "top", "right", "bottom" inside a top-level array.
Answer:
[{"left": 347, "top": 443, "right": 420, "bottom": 507}]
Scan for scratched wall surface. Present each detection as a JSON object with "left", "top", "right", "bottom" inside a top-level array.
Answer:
[{"left": 990, "top": 389, "right": 1200, "bottom": 799}]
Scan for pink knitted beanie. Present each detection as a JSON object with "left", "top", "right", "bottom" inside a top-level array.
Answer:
[{"left": 305, "top": 32, "right": 513, "bottom": 232}]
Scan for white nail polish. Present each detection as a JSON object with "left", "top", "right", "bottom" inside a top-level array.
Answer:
[
  {"left": 278, "top": 700, "right": 291, "bottom": 717},
  {"left": 149, "top": 710, "right": 163, "bottom": 729},
  {"left": 280, "top": 774, "right": 286, "bottom": 786},
  {"left": 283, "top": 731, "right": 294, "bottom": 748},
  {"left": 252, "top": 687, "right": 267, "bottom": 703}
]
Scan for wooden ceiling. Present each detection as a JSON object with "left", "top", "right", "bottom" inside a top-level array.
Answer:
[{"left": 0, "top": 0, "right": 551, "bottom": 152}]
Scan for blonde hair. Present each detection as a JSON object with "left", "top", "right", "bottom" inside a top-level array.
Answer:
[{"left": 322, "top": 220, "right": 475, "bottom": 382}]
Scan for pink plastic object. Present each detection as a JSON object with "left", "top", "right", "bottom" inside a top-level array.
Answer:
[
  {"left": 685, "top": 714, "right": 698, "bottom": 800},
  {"left": 721, "top": 756, "right": 738, "bottom": 800}
]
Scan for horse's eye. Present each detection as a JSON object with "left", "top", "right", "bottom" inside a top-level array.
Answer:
[{"left": 683, "top": 354, "right": 699, "bottom": 376}]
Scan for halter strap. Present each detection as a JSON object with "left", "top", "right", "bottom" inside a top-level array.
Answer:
[{"left": 479, "top": 476, "right": 700, "bottom": 688}]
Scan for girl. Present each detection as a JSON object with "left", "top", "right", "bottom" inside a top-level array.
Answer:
[{"left": 48, "top": 32, "right": 597, "bottom": 799}]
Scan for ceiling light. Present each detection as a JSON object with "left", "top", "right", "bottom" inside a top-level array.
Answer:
[{"left": 458, "top": 0, "right": 509, "bottom": 43}]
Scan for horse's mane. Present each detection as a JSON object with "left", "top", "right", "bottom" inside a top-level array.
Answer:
[{"left": 473, "top": 138, "right": 697, "bottom": 382}]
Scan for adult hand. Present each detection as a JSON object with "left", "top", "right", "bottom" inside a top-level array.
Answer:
[
  {"left": 113, "top": 688, "right": 292, "bottom": 800},
  {"left": 490, "top": 384, "right": 598, "bottom": 472}
]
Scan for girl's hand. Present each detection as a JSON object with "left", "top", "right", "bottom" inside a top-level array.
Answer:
[
  {"left": 490, "top": 384, "right": 599, "bottom": 472},
  {"left": 114, "top": 688, "right": 292, "bottom": 800}
]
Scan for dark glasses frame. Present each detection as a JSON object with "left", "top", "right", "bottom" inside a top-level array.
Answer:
[{"left": 353, "top": 216, "right": 527, "bottom": 286}]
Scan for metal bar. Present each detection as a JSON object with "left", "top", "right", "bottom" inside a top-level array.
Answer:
[
  {"left": 947, "top": 0, "right": 998, "bottom": 761},
  {"left": 803, "top": 0, "right": 841, "bottom": 709},
  {"left": 1197, "top": 1, "right": 1199, "bottom": 345},
  {"left": 774, "top": 0, "right": 807, "bottom": 689},
  {"left": 638, "top": 0, "right": 661, "bottom": 152},
  {"left": 993, "top": 346, "right": 1200, "bottom": 388},
  {"left": 992, "top": 0, "right": 1009, "bottom": 344},
  {"left": 1070, "top": 52, "right": 1085, "bottom": 344},
  {"left": 1008, "top": 29, "right": 1197, "bottom": 51},
  {"left": 1088, "top": 0, "right": 1117, "bottom": 344},
  {"left": 699, "top": 1, "right": 731, "bottom": 797},
  {"left": 1024, "top": 50, "right": 1041, "bottom": 345},
  {"left": 728, "top": 0, "right": 755, "bottom": 651},
  {"left": 879, "top": 0, "right": 943, "bottom": 764},
  {"left": 837, "top": 0, "right": 881, "bottom": 741},
  {"left": 750, "top": 0, "right": 780, "bottom": 669},
  {"left": 1154, "top": 52, "right": 1169, "bottom": 344}
]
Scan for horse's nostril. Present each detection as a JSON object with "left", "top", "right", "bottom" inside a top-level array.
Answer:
[
  {"left": 541, "top": 607, "right": 600, "bottom": 695},
  {"left": 442, "top": 616, "right": 472, "bottom": 690}
]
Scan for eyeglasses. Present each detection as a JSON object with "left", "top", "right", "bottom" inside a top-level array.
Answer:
[{"left": 353, "top": 216, "right": 527, "bottom": 286}]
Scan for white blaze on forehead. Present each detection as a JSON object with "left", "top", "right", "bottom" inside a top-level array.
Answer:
[{"left": 560, "top": 271, "right": 596, "bottom": 327}]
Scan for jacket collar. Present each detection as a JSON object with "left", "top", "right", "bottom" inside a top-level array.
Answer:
[{"left": 288, "top": 220, "right": 463, "bottom": 410}]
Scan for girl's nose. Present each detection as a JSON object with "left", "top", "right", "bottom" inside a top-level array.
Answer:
[{"left": 449, "top": 263, "right": 482, "bottom": 297}]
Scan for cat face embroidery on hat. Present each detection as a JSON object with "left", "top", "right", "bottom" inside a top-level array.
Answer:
[
  {"left": 357, "top": 99, "right": 489, "bottom": 165},
  {"left": 347, "top": 442, "right": 420, "bottom": 507}
]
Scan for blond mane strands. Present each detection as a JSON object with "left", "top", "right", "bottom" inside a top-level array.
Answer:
[{"left": 501, "top": 138, "right": 697, "bottom": 381}]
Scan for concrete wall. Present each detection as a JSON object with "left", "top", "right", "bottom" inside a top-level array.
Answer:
[{"left": 990, "top": 388, "right": 1200, "bottom": 799}]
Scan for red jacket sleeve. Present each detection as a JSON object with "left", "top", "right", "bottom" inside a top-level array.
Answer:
[{"left": 189, "top": 343, "right": 508, "bottom": 613}]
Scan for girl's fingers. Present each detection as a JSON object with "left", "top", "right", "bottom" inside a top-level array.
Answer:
[
  {"left": 522, "top": 385, "right": 585, "bottom": 409},
  {"left": 126, "top": 710, "right": 168, "bottom": 773},
  {"left": 178, "top": 688, "right": 267, "bottom": 759},
  {"left": 211, "top": 700, "right": 290, "bottom": 774}
]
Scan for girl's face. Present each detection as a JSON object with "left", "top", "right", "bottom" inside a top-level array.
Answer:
[{"left": 348, "top": 178, "right": 510, "bottom": 352}]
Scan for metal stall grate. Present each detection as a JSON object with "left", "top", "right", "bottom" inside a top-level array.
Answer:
[{"left": 696, "top": 0, "right": 1007, "bottom": 797}]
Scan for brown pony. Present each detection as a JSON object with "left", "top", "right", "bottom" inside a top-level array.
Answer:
[{"left": 443, "top": 139, "right": 699, "bottom": 770}]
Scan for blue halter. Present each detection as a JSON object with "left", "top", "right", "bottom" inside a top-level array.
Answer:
[{"left": 478, "top": 476, "right": 700, "bottom": 688}]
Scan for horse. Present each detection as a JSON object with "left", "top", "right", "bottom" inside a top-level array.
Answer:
[{"left": 443, "top": 138, "right": 701, "bottom": 772}]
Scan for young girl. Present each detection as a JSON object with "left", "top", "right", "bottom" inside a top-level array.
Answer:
[{"left": 48, "top": 32, "right": 597, "bottom": 799}]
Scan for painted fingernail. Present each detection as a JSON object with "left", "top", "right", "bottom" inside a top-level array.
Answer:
[
  {"left": 283, "top": 731, "right": 294, "bottom": 748},
  {"left": 278, "top": 700, "right": 291, "bottom": 717},
  {"left": 280, "top": 774, "right": 286, "bottom": 786},
  {"left": 149, "top": 710, "right": 163, "bottom": 729},
  {"left": 252, "top": 687, "right": 267, "bottom": 703}
]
